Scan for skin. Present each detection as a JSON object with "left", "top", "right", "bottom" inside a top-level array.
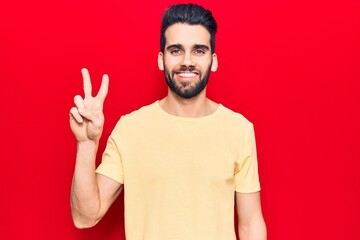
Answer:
[
  {"left": 69, "top": 69, "right": 122, "bottom": 228},
  {"left": 70, "top": 23, "right": 266, "bottom": 239},
  {"left": 158, "top": 23, "right": 218, "bottom": 117}
]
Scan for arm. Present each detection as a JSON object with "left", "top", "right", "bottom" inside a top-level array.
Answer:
[
  {"left": 69, "top": 68, "right": 123, "bottom": 228},
  {"left": 236, "top": 192, "right": 267, "bottom": 240},
  {"left": 70, "top": 142, "right": 123, "bottom": 228}
]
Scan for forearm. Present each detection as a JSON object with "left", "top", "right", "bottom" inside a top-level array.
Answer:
[
  {"left": 238, "top": 217, "right": 267, "bottom": 240},
  {"left": 70, "top": 140, "right": 101, "bottom": 228}
]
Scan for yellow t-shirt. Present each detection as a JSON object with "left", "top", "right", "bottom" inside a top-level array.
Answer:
[{"left": 96, "top": 101, "right": 260, "bottom": 240}]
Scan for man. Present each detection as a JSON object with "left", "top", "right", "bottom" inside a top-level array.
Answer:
[{"left": 69, "top": 3, "right": 267, "bottom": 240}]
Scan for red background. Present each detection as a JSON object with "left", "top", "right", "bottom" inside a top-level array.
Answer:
[{"left": 1, "top": 0, "right": 359, "bottom": 239}]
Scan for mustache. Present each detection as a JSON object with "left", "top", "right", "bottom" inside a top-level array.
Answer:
[{"left": 177, "top": 65, "right": 196, "bottom": 72}]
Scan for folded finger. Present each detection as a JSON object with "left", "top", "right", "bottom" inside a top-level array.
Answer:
[
  {"left": 70, "top": 107, "right": 83, "bottom": 123},
  {"left": 74, "top": 95, "right": 85, "bottom": 112}
]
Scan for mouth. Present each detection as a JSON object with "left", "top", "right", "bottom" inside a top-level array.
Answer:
[{"left": 175, "top": 71, "right": 199, "bottom": 78}]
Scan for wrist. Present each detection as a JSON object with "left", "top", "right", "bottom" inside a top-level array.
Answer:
[
  {"left": 77, "top": 140, "right": 99, "bottom": 149},
  {"left": 75, "top": 140, "right": 99, "bottom": 165}
]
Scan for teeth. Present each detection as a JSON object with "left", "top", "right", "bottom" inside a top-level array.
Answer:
[{"left": 178, "top": 72, "right": 197, "bottom": 77}]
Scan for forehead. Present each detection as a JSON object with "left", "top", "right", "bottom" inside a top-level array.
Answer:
[{"left": 165, "top": 23, "right": 211, "bottom": 47}]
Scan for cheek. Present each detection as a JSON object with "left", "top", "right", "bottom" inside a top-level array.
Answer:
[
  {"left": 165, "top": 58, "right": 179, "bottom": 69},
  {"left": 164, "top": 59, "right": 178, "bottom": 71},
  {"left": 194, "top": 56, "right": 212, "bottom": 67}
]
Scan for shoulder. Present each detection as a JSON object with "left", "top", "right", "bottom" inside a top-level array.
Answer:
[
  {"left": 217, "top": 105, "right": 257, "bottom": 148},
  {"left": 112, "top": 101, "right": 159, "bottom": 132},
  {"left": 218, "top": 104, "right": 254, "bottom": 130},
  {"left": 122, "top": 101, "right": 158, "bottom": 120}
]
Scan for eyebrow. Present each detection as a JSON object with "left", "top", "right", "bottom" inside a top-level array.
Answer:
[
  {"left": 193, "top": 44, "right": 210, "bottom": 51},
  {"left": 166, "top": 44, "right": 182, "bottom": 51},
  {"left": 166, "top": 44, "right": 210, "bottom": 51}
]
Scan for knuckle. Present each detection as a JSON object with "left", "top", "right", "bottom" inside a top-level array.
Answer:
[
  {"left": 70, "top": 107, "right": 78, "bottom": 115},
  {"left": 74, "top": 95, "right": 82, "bottom": 102}
]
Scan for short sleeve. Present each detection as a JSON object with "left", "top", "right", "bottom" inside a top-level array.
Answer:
[
  {"left": 234, "top": 124, "right": 261, "bottom": 193},
  {"left": 95, "top": 119, "right": 124, "bottom": 184}
]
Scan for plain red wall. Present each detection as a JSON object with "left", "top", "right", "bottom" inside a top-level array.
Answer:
[{"left": 1, "top": 0, "right": 359, "bottom": 239}]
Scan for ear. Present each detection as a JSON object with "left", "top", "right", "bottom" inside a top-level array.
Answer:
[
  {"left": 158, "top": 52, "right": 164, "bottom": 71},
  {"left": 211, "top": 53, "right": 218, "bottom": 72}
]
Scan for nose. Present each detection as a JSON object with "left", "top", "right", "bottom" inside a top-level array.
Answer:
[{"left": 181, "top": 51, "right": 194, "bottom": 66}]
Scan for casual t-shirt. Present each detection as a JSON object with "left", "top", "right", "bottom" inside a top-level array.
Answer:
[{"left": 96, "top": 101, "right": 261, "bottom": 240}]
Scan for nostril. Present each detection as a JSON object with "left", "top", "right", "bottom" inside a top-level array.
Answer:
[{"left": 179, "top": 65, "right": 195, "bottom": 72}]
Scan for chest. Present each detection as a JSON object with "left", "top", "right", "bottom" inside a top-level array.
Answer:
[{"left": 121, "top": 125, "right": 240, "bottom": 190}]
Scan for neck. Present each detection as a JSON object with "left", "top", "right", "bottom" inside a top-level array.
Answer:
[{"left": 158, "top": 88, "right": 219, "bottom": 118}]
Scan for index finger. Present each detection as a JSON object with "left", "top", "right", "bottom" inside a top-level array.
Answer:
[
  {"left": 96, "top": 73, "right": 109, "bottom": 102},
  {"left": 81, "top": 68, "right": 92, "bottom": 97}
]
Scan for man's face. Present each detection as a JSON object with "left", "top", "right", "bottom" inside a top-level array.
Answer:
[{"left": 158, "top": 23, "right": 218, "bottom": 99}]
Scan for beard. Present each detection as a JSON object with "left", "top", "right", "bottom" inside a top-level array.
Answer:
[{"left": 164, "top": 62, "right": 212, "bottom": 99}]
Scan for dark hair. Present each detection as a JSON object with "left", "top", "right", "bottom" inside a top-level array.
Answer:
[{"left": 160, "top": 3, "right": 217, "bottom": 53}]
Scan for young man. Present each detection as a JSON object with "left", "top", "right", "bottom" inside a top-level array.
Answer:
[{"left": 69, "top": 3, "right": 267, "bottom": 240}]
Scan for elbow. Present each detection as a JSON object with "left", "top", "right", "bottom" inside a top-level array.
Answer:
[
  {"left": 238, "top": 219, "right": 267, "bottom": 240},
  {"left": 72, "top": 218, "right": 97, "bottom": 229},
  {"left": 71, "top": 210, "right": 100, "bottom": 229}
]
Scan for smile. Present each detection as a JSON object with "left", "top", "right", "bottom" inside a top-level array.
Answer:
[{"left": 176, "top": 71, "right": 199, "bottom": 78}]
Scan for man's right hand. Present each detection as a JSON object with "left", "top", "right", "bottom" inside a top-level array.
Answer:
[
  {"left": 69, "top": 68, "right": 121, "bottom": 229},
  {"left": 69, "top": 68, "right": 109, "bottom": 143}
]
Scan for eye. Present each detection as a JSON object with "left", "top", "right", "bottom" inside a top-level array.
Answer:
[
  {"left": 170, "top": 49, "right": 182, "bottom": 55},
  {"left": 194, "top": 49, "right": 206, "bottom": 55}
]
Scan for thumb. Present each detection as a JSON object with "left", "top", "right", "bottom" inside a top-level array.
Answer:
[{"left": 78, "top": 108, "right": 95, "bottom": 122}]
